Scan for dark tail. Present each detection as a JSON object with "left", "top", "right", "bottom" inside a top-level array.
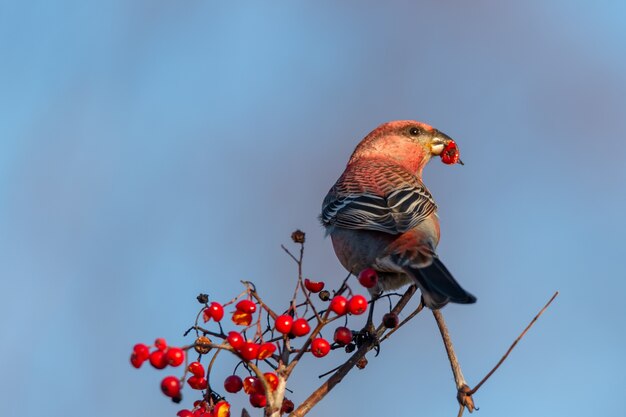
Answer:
[{"left": 405, "top": 257, "right": 476, "bottom": 310}]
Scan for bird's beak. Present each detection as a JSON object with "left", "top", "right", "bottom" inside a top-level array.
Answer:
[
  {"left": 430, "top": 131, "right": 464, "bottom": 165},
  {"left": 429, "top": 131, "right": 453, "bottom": 156}
]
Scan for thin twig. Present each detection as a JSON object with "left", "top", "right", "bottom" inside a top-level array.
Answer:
[
  {"left": 468, "top": 291, "right": 559, "bottom": 395},
  {"left": 280, "top": 245, "right": 299, "bottom": 264}
]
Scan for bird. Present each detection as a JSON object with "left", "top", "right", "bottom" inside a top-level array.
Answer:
[{"left": 320, "top": 120, "right": 476, "bottom": 309}]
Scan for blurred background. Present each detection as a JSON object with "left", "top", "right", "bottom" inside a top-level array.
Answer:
[{"left": 1, "top": 1, "right": 625, "bottom": 416}]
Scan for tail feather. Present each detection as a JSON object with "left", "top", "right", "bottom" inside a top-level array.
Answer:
[{"left": 405, "top": 258, "right": 476, "bottom": 309}]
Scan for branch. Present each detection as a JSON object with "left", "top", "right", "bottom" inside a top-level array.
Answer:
[{"left": 289, "top": 285, "right": 418, "bottom": 417}]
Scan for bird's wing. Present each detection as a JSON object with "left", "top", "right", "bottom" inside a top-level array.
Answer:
[{"left": 321, "top": 161, "right": 437, "bottom": 234}]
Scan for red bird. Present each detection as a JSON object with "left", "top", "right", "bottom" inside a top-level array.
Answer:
[{"left": 321, "top": 121, "right": 476, "bottom": 309}]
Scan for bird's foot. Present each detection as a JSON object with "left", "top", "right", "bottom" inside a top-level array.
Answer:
[{"left": 354, "top": 324, "right": 380, "bottom": 356}]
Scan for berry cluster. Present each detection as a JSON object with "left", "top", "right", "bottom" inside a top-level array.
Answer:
[{"left": 130, "top": 233, "right": 404, "bottom": 417}]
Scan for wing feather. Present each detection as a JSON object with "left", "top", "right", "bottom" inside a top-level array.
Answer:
[{"left": 321, "top": 161, "right": 437, "bottom": 234}]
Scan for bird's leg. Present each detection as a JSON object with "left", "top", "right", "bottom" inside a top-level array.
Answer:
[
  {"left": 355, "top": 292, "right": 382, "bottom": 355},
  {"left": 365, "top": 293, "right": 377, "bottom": 333}
]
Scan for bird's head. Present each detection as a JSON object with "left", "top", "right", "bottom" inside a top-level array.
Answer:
[{"left": 348, "top": 120, "right": 463, "bottom": 175}]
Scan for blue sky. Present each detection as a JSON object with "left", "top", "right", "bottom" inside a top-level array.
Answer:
[{"left": 1, "top": 2, "right": 625, "bottom": 416}]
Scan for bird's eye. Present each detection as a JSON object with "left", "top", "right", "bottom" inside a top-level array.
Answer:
[{"left": 409, "top": 127, "right": 420, "bottom": 136}]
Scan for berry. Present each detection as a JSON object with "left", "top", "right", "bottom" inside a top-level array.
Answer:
[
  {"left": 133, "top": 343, "right": 150, "bottom": 360},
  {"left": 311, "top": 338, "right": 331, "bottom": 357},
  {"left": 207, "top": 302, "right": 224, "bottom": 321},
  {"left": 383, "top": 312, "right": 399, "bottom": 328},
  {"left": 291, "top": 318, "right": 310, "bottom": 337},
  {"left": 224, "top": 375, "right": 243, "bottom": 393},
  {"left": 155, "top": 338, "right": 167, "bottom": 351},
  {"left": 149, "top": 350, "right": 168, "bottom": 369},
  {"left": 274, "top": 315, "right": 293, "bottom": 334},
  {"left": 166, "top": 347, "right": 185, "bottom": 367},
  {"left": 130, "top": 344, "right": 150, "bottom": 368},
  {"left": 291, "top": 229, "right": 305, "bottom": 243},
  {"left": 161, "top": 376, "right": 181, "bottom": 398},
  {"left": 227, "top": 332, "right": 245, "bottom": 350},
  {"left": 348, "top": 295, "right": 368, "bottom": 315},
  {"left": 249, "top": 393, "right": 267, "bottom": 408},
  {"left": 213, "top": 401, "right": 231, "bottom": 417},
  {"left": 187, "top": 361, "right": 205, "bottom": 378},
  {"left": 333, "top": 326, "right": 352, "bottom": 346},
  {"left": 232, "top": 311, "right": 253, "bottom": 326},
  {"left": 240, "top": 342, "right": 260, "bottom": 361},
  {"left": 358, "top": 268, "right": 378, "bottom": 288},
  {"left": 329, "top": 296, "right": 349, "bottom": 315},
  {"left": 130, "top": 353, "right": 145, "bottom": 368},
  {"left": 257, "top": 342, "right": 276, "bottom": 360},
  {"left": 263, "top": 372, "right": 279, "bottom": 391},
  {"left": 176, "top": 410, "right": 193, "bottom": 417},
  {"left": 441, "top": 140, "right": 461, "bottom": 165},
  {"left": 187, "top": 375, "right": 208, "bottom": 390},
  {"left": 281, "top": 398, "right": 295, "bottom": 414},
  {"left": 304, "top": 278, "right": 325, "bottom": 293},
  {"left": 194, "top": 336, "right": 212, "bottom": 354},
  {"left": 318, "top": 290, "right": 330, "bottom": 301},
  {"left": 356, "top": 356, "right": 368, "bottom": 369},
  {"left": 243, "top": 376, "right": 263, "bottom": 395},
  {"left": 236, "top": 299, "right": 257, "bottom": 314}
]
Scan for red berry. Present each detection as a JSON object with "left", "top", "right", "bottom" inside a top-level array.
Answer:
[
  {"left": 358, "top": 268, "right": 378, "bottom": 288},
  {"left": 187, "top": 375, "right": 208, "bottom": 390},
  {"left": 130, "top": 352, "right": 145, "bottom": 368},
  {"left": 176, "top": 410, "right": 193, "bottom": 417},
  {"left": 232, "top": 311, "right": 253, "bottom": 326},
  {"left": 227, "top": 331, "right": 245, "bottom": 350},
  {"left": 243, "top": 376, "right": 263, "bottom": 395},
  {"left": 161, "top": 376, "right": 181, "bottom": 398},
  {"left": 291, "top": 318, "right": 310, "bottom": 337},
  {"left": 348, "top": 295, "right": 368, "bottom": 315},
  {"left": 329, "top": 296, "right": 349, "bottom": 315},
  {"left": 224, "top": 375, "right": 243, "bottom": 393},
  {"left": 202, "top": 308, "right": 212, "bottom": 323},
  {"left": 281, "top": 398, "right": 295, "bottom": 414},
  {"left": 263, "top": 372, "right": 279, "bottom": 392},
  {"left": 213, "top": 401, "right": 231, "bottom": 417},
  {"left": 333, "top": 326, "right": 352, "bottom": 346},
  {"left": 274, "top": 315, "right": 293, "bottom": 334},
  {"left": 311, "top": 338, "right": 331, "bottom": 357},
  {"left": 383, "top": 312, "right": 399, "bottom": 328},
  {"left": 133, "top": 343, "right": 150, "bottom": 360},
  {"left": 166, "top": 347, "right": 185, "bottom": 367},
  {"left": 187, "top": 361, "right": 205, "bottom": 378},
  {"left": 149, "top": 350, "right": 168, "bottom": 369},
  {"left": 240, "top": 342, "right": 260, "bottom": 361},
  {"left": 257, "top": 342, "right": 276, "bottom": 360},
  {"left": 236, "top": 299, "right": 257, "bottom": 314},
  {"left": 208, "top": 302, "right": 224, "bottom": 321},
  {"left": 249, "top": 393, "right": 267, "bottom": 408},
  {"left": 304, "top": 278, "right": 325, "bottom": 293},
  {"left": 155, "top": 338, "right": 167, "bottom": 351},
  {"left": 193, "top": 400, "right": 208, "bottom": 409},
  {"left": 441, "top": 140, "right": 461, "bottom": 165}
]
